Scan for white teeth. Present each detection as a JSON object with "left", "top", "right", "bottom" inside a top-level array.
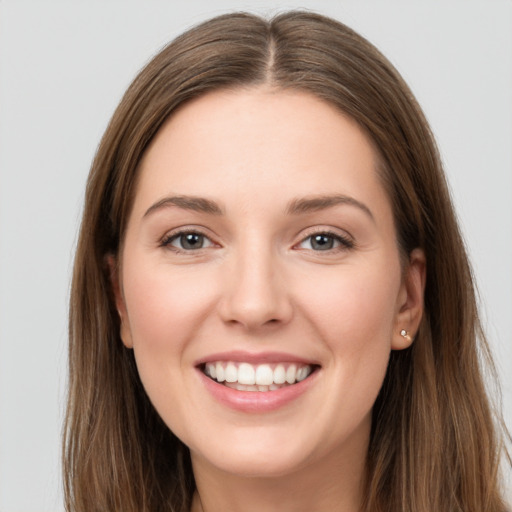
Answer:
[
  {"left": 255, "top": 364, "right": 274, "bottom": 386},
  {"left": 297, "top": 366, "right": 311, "bottom": 382},
  {"left": 225, "top": 381, "right": 294, "bottom": 392},
  {"left": 204, "top": 361, "right": 315, "bottom": 390},
  {"left": 216, "top": 362, "right": 225, "bottom": 382},
  {"left": 286, "top": 364, "right": 297, "bottom": 384},
  {"left": 225, "top": 362, "right": 237, "bottom": 383},
  {"left": 206, "top": 363, "right": 216, "bottom": 379},
  {"left": 273, "top": 364, "right": 286, "bottom": 384},
  {"left": 238, "top": 363, "right": 256, "bottom": 385}
]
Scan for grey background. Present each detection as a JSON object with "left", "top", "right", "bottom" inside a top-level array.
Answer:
[{"left": 0, "top": 1, "right": 510, "bottom": 510}]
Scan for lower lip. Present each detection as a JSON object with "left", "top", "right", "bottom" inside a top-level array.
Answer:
[{"left": 197, "top": 369, "right": 318, "bottom": 413}]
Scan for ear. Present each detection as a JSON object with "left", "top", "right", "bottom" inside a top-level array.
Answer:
[
  {"left": 105, "top": 253, "right": 134, "bottom": 349},
  {"left": 391, "top": 248, "right": 426, "bottom": 350}
]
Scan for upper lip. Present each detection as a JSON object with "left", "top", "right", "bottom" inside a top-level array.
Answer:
[{"left": 195, "top": 350, "right": 320, "bottom": 366}]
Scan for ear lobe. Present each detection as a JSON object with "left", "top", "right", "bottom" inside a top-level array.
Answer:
[
  {"left": 391, "top": 248, "right": 426, "bottom": 350},
  {"left": 105, "top": 253, "right": 134, "bottom": 349}
]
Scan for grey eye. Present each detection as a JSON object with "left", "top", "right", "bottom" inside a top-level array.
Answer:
[
  {"left": 167, "top": 232, "right": 214, "bottom": 250},
  {"left": 297, "top": 232, "right": 353, "bottom": 252},
  {"left": 300, "top": 233, "right": 339, "bottom": 251},
  {"left": 180, "top": 233, "right": 204, "bottom": 250},
  {"left": 309, "top": 234, "right": 335, "bottom": 250}
]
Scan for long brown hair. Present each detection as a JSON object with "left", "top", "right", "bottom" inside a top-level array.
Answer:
[{"left": 64, "top": 11, "right": 510, "bottom": 511}]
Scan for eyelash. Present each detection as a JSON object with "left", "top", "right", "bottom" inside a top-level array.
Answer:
[
  {"left": 160, "top": 229, "right": 214, "bottom": 253},
  {"left": 295, "top": 230, "right": 355, "bottom": 252},
  {"left": 160, "top": 229, "right": 355, "bottom": 254}
]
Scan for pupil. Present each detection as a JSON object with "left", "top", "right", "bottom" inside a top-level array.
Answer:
[
  {"left": 312, "top": 234, "right": 333, "bottom": 250},
  {"left": 181, "top": 233, "right": 203, "bottom": 250}
]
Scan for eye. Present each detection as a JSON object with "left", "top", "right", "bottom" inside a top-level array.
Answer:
[
  {"left": 298, "top": 232, "right": 353, "bottom": 251},
  {"left": 162, "top": 231, "right": 215, "bottom": 251}
]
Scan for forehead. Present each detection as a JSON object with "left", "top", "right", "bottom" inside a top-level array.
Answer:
[{"left": 133, "top": 87, "right": 390, "bottom": 221}]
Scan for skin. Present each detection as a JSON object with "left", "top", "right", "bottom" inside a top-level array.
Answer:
[{"left": 112, "top": 87, "right": 426, "bottom": 512}]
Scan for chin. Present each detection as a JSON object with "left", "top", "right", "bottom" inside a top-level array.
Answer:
[{"left": 189, "top": 430, "right": 317, "bottom": 479}]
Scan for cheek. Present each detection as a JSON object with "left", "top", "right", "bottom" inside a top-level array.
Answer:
[
  {"left": 296, "top": 260, "right": 401, "bottom": 348},
  {"left": 121, "top": 262, "right": 220, "bottom": 429},
  {"left": 295, "top": 258, "right": 401, "bottom": 413},
  {"left": 121, "top": 261, "right": 221, "bottom": 410},
  {"left": 124, "top": 264, "right": 214, "bottom": 350}
]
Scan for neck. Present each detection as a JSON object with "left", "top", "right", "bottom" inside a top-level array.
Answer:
[{"left": 190, "top": 433, "right": 367, "bottom": 512}]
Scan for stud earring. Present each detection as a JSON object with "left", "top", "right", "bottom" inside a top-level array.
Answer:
[{"left": 400, "top": 329, "right": 412, "bottom": 343}]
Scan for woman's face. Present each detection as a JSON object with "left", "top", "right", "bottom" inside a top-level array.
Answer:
[{"left": 114, "top": 88, "right": 424, "bottom": 478}]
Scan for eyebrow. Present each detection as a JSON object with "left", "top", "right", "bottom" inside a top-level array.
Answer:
[
  {"left": 286, "top": 194, "right": 374, "bottom": 221},
  {"left": 143, "top": 193, "right": 374, "bottom": 221},
  {"left": 143, "top": 195, "right": 224, "bottom": 218}
]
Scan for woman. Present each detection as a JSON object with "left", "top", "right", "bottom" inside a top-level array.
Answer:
[{"left": 63, "top": 11, "right": 510, "bottom": 512}]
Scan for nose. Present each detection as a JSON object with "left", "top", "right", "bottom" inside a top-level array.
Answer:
[{"left": 217, "top": 245, "right": 293, "bottom": 330}]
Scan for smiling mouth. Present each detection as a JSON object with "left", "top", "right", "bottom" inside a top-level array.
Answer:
[{"left": 201, "top": 361, "right": 317, "bottom": 392}]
